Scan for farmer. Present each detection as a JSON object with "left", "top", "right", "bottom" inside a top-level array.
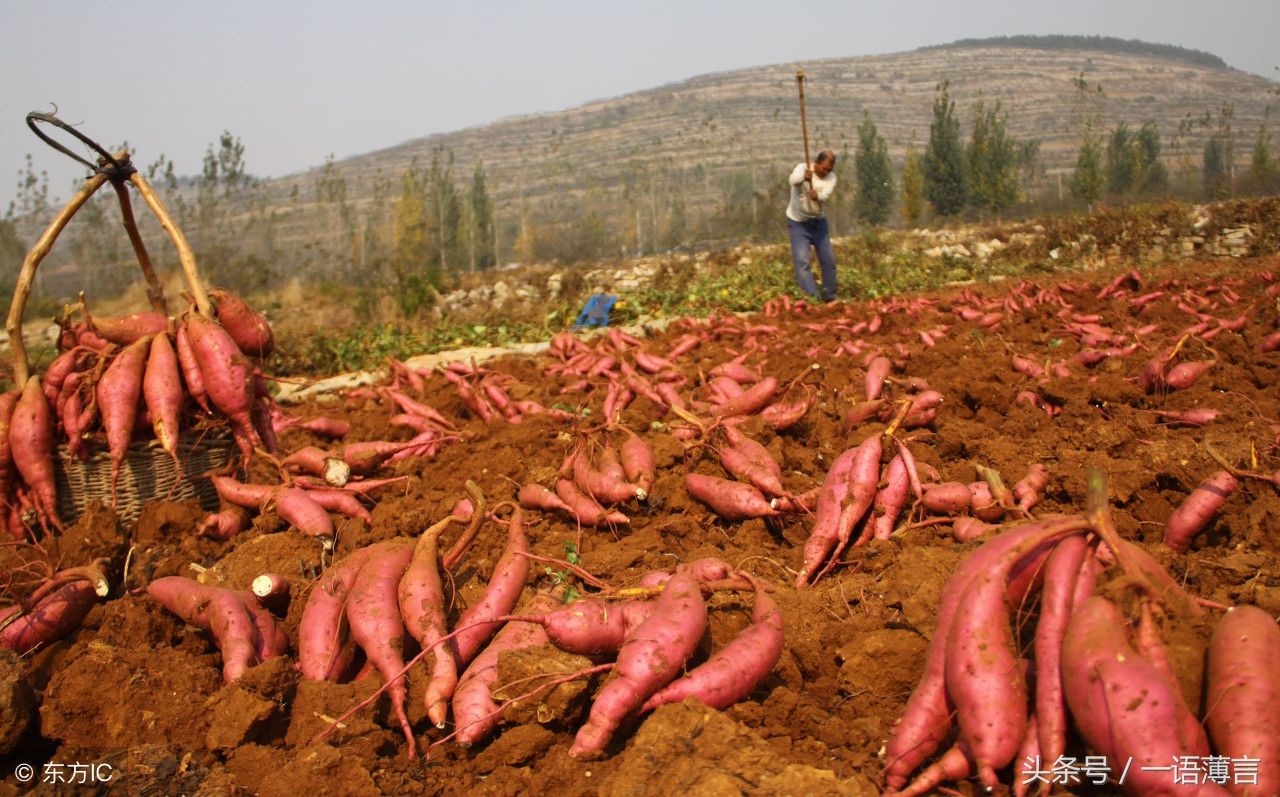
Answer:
[{"left": 785, "top": 149, "right": 838, "bottom": 302}]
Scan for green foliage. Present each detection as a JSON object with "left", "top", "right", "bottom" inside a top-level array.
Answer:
[
  {"left": 854, "top": 112, "right": 894, "bottom": 226},
  {"left": 1071, "top": 133, "right": 1104, "bottom": 203},
  {"left": 1105, "top": 122, "right": 1139, "bottom": 195},
  {"left": 1250, "top": 125, "right": 1276, "bottom": 190},
  {"left": 923, "top": 82, "right": 968, "bottom": 217},
  {"left": 966, "top": 101, "right": 1020, "bottom": 214},
  {"left": 1203, "top": 135, "right": 1231, "bottom": 198},
  {"left": 900, "top": 144, "right": 924, "bottom": 227},
  {"left": 468, "top": 162, "right": 495, "bottom": 269},
  {"left": 1133, "top": 122, "right": 1168, "bottom": 193}
]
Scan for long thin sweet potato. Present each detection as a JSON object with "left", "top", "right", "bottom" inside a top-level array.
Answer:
[
  {"left": 298, "top": 544, "right": 381, "bottom": 681},
  {"left": 452, "top": 507, "right": 532, "bottom": 665},
  {"left": 1204, "top": 605, "right": 1280, "bottom": 797},
  {"left": 0, "top": 581, "right": 99, "bottom": 654},
  {"left": 10, "top": 377, "right": 60, "bottom": 530}
]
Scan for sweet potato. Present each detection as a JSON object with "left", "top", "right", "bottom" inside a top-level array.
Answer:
[
  {"left": 184, "top": 313, "right": 259, "bottom": 457},
  {"left": 303, "top": 488, "right": 373, "bottom": 523},
  {"left": 298, "top": 544, "right": 380, "bottom": 680},
  {"left": 685, "top": 473, "right": 777, "bottom": 520},
  {"left": 0, "top": 390, "right": 18, "bottom": 501},
  {"left": 711, "top": 376, "right": 778, "bottom": 419},
  {"left": 273, "top": 487, "right": 336, "bottom": 540},
  {"left": 1032, "top": 536, "right": 1089, "bottom": 767},
  {"left": 397, "top": 518, "right": 457, "bottom": 727},
  {"left": 148, "top": 576, "right": 286, "bottom": 682},
  {"left": 209, "top": 288, "right": 274, "bottom": 357},
  {"left": 640, "top": 578, "right": 783, "bottom": 711},
  {"left": 720, "top": 426, "right": 786, "bottom": 498},
  {"left": 871, "top": 454, "right": 910, "bottom": 541},
  {"left": 760, "top": 390, "right": 815, "bottom": 431},
  {"left": 922, "top": 482, "right": 971, "bottom": 515},
  {"left": 1163, "top": 470, "right": 1238, "bottom": 553},
  {"left": 0, "top": 581, "right": 99, "bottom": 654},
  {"left": 1204, "top": 605, "right": 1280, "bottom": 797},
  {"left": 519, "top": 482, "right": 573, "bottom": 514},
  {"left": 865, "top": 355, "right": 891, "bottom": 401},
  {"left": 573, "top": 443, "right": 643, "bottom": 504},
  {"left": 513, "top": 598, "right": 656, "bottom": 657},
  {"left": 883, "top": 520, "right": 1078, "bottom": 790},
  {"left": 10, "top": 377, "right": 60, "bottom": 529},
  {"left": 199, "top": 505, "right": 251, "bottom": 540},
  {"left": 798, "top": 434, "right": 881, "bottom": 585},
  {"left": 453, "top": 592, "right": 560, "bottom": 747},
  {"left": 555, "top": 479, "right": 629, "bottom": 527},
  {"left": 570, "top": 571, "right": 707, "bottom": 757},
  {"left": 947, "top": 523, "right": 1087, "bottom": 787},
  {"left": 175, "top": 322, "right": 212, "bottom": 414},
  {"left": 143, "top": 333, "right": 183, "bottom": 459},
  {"left": 619, "top": 431, "right": 655, "bottom": 497},
  {"left": 1062, "top": 596, "right": 1218, "bottom": 797},
  {"left": 210, "top": 475, "right": 276, "bottom": 509},
  {"left": 345, "top": 540, "right": 417, "bottom": 755},
  {"left": 452, "top": 507, "right": 532, "bottom": 665},
  {"left": 87, "top": 310, "right": 169, "bottom": 344},
  {"left": 793, "top": 445, "right": 860, "bottom": 587}
]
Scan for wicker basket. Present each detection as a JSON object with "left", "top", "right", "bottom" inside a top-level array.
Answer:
[{"left": 53, "top": 433, "right": 236, "bottom": 525}]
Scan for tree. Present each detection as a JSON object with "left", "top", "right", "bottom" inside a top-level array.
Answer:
[
  {"left": 1133, "top": 122, "right": 1168, "bottom": 193},
  {"left": 966, "top": 101, "right": 1019, "bottom": 214},
  {"left": 1105, "top": 122, "right": 1138, "bottom": 195},
  {"left": 1203, "top": 135, "right": 1231, "bottom": 198},
  {"left": 1071, "top": 131, "right": 1104, "bottom": 204},
  {"left": 923, "top": 82, "right": 967, "bottom": 217},
  {"left": 1250, "top": 124, "right": 1276, "bottom": 191},
  {"left": 901, "top": 143, "right": 924, "bottom": 227},
  {"left": 424, "top": 147, "right": 462, "bottom": 276},
  {"left": 389, "top": 162, "right": 432, "bottom": 316},
  {"left": 854, "top": 112, "right": 894, "bottom": 226},
  {"left": 467, "top": 162, "right": 495, "bottom": 269}
]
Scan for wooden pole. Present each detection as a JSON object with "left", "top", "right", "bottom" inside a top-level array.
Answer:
[
  {"left": 6, "top": 172, "right": 112, "bottom": 385},
  {"left": 110, "top": 178, "right": 169, "bottom": 315},
  {"left": 128, "top": 171, "right": 212, "bottom": 317},
  {"left": 796, "top": 69, "right": 812, "bottom": 170}
]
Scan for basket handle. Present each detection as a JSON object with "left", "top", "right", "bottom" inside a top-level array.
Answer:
[{"left": 7, "top": 112, "right": 214, "bottom": 385}]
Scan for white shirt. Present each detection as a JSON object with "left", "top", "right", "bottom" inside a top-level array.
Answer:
[{"left": 786, "top": 162, "right": 836, "bottom": 222}]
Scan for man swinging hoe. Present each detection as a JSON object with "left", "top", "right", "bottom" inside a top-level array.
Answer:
[{"left": 786, "top": 70, "right": 838, "bottom": 302}]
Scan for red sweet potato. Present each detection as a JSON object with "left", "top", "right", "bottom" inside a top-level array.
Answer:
[
  {"left": 946, "top": 523, "right": 1087, "bottom": 787},
  {"left": 1032, "top": 536, "right": 1090, "bottom": 767},
  {"left": 199, "top": 505, "right": 251, "bottom": 541},
  {"left": 88, "top": 310, "right": 169, "bottom": 344},
  {"left": 570, "top": 571, "right": 707, "bottom": 758},
  {"left": 0, "top": 581, "right": 99, "bottom": 654},
  {"left": 518, "top": 482, "right": 573, "bottom": 514},
  {"left": 209, "top": 288, "right": 274, "bottom": 358},
  {"left": 515, "top": 598, "right": 657, "bottom": 657},
  {"left": 273, "top": 487, "right": 336, "bottom": 539},
  {"left": 685, "top": 473, "right": 777, "bottom": 520},
  {"left": 185, "top": 313, "right": 259, "bottom": 457},
  {"left": 451, "top": 507, "right": 532, "bottom": 664},
  {"left": 175, "top": 322, "right": 212, "bottom": 414},
  {"left": 398, "top": 518, "right": 456, "bottom": 727},
  {"left": 1163, "top": 470, "right": 1238, "bottom": 553},
  {"left": 871, "top": 454, "right": 910, "bottom": 541},
  {"left": 555, "top": 479, "right": 629, "bottom": 527},
  {"left": 345, "top": 540, "right": 417, "bottom": 755},
  {"left": 720, "top": 426, "right": 786, "bottom": 498},
  {"left": 1062, "top": 596, "right": 1219, "bottom": 797},
  {"left": 640, "top": 579, "right": 783, "bottom": 711},
  {"left": 9, "top": 377, "right": 60, "bottom": 528},
  {"left": 1204, "top": 605, "right": 1280, "bottom": 797},
  {"left": 798, "top": 434, "right": 881, "bottom": 585},
  {"left": 298, "top": 544, "right": 380, "bottom": 680},
  {"left": 453, "top": 592, "right": 560, "bottom": 747},
  {"left": 922, "top": 482, "right": 971, "bottom": 515},
  {"left": 143, "top": 333, "right": 183, "bottom": 458},
  {"left": 148, "top": 577, "right": 286, "bottom": 682}
]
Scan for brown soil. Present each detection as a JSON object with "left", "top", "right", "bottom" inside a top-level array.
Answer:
[{"left": 3, "top": 255, "right": 1279, "bottom": 796}]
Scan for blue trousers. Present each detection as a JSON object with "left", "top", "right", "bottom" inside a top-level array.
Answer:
[{"left": 787, "top": 217, "right": 836, "bottom": 301}]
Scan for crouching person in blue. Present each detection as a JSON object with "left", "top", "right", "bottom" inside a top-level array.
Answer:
[
  {"left": 785, "top": 149, "right": 838, "bottom": 302},
  {"left": 573, "top": 285, "right": 617, "bottom": 329}
]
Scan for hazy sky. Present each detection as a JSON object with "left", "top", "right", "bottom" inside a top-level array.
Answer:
[{"left": 2, "top": 0, "right": 1277, "bottom": 210}]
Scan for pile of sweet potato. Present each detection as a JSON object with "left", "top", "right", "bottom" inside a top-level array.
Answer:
[
  {"left": 2, "top": 289, "right": 275, "bottom": 539},
  {"left": 882, "top": 477, "right": 1279, "bottom": 796}
]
